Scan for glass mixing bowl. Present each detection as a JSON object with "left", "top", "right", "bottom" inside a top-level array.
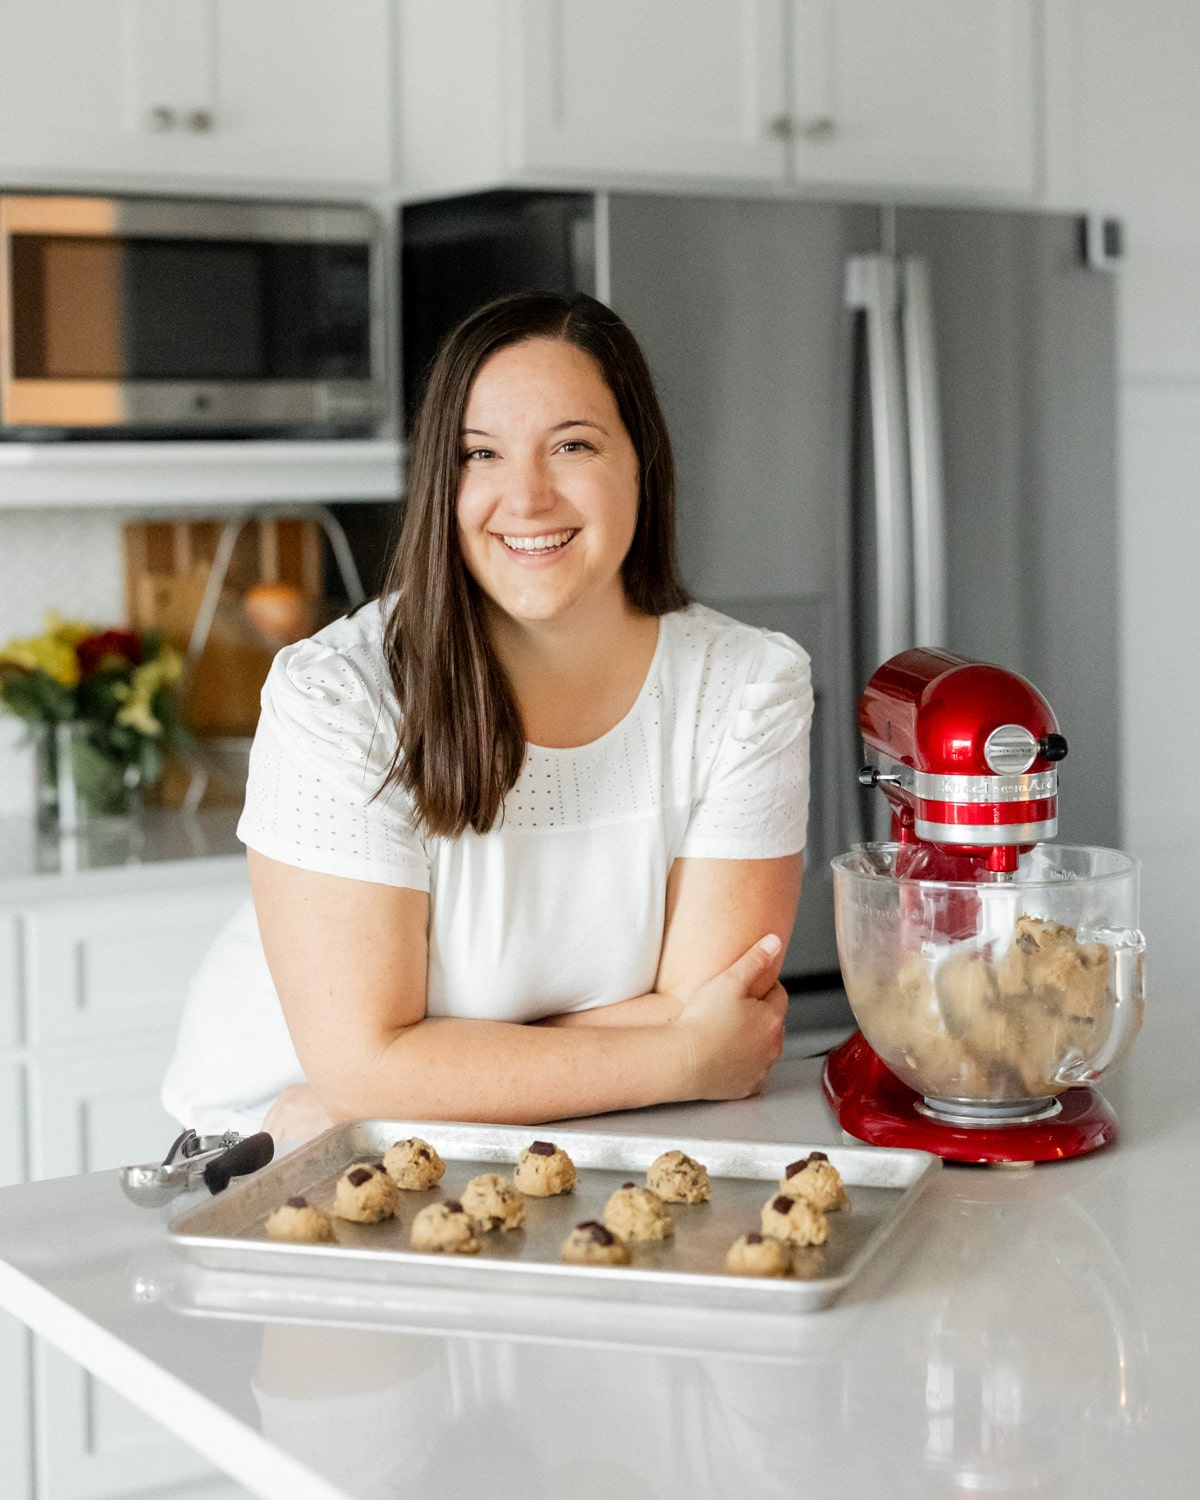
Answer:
[{"left": 832, "top": 844, "right": 1145, "bottom": 1122}]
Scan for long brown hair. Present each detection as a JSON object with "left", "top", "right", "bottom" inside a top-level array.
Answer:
[{"left": 382, "top": 291, "right": 688, "bottom": 837}]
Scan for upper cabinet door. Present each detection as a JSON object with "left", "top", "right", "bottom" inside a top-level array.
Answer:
[
  {"left": 0, "top": 0, "right": 392, "bottom": 189},
  {"left": 788, "top": 0, "right": 1038, "bottom": 196},
  {"left": 513, "top": 0, "right": 790, "bottom": 182}
]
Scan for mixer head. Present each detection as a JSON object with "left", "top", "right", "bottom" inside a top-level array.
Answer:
[{"left": 857, "top": 649, "right": 1068, "bottom": 876}]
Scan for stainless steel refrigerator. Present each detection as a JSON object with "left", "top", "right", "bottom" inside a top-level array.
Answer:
[{"left": 401, "top": 190, "right": 1119, "bottom": 998}]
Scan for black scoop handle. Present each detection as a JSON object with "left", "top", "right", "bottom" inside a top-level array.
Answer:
[{"left": 203, "top": 1132, "right": 275, "bottom": 1195}]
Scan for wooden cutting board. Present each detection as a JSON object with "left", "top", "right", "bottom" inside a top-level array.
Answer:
[{"left": 123, "top": 517, "right": 323, "bottom": 740}]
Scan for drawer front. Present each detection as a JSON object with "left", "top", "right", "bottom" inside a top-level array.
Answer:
[
  {"left": 0, "top": 1058, "right": 24, "bottom": 1187},
  {"left": 26, "top": 880, "right": 248, "bottom": 1045},
  {"left": 26, "top": 1036, "right": 184, "bottom": 1180},
  {"left": 0, "top": 913, "right": 21, "bottom": 1051}
]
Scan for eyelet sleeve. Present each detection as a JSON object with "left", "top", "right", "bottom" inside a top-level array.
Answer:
[
  {"left": 677, "top": 630, "right": 813, "bottom": 860},
  {"left": 236, "top": 618, "right": 430, "bottom": 891}
]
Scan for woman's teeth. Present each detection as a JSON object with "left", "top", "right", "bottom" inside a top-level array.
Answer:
[{"left": 500, "top": 530, "right": 576, "bottom": 553}]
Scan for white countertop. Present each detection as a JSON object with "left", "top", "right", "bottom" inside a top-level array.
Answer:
[
  {"left": 0, "top": 806, "right": 244, "bottom": 900},
  {"left": 0, "top": 1019, "right": 1196, "bottom": 1500}
]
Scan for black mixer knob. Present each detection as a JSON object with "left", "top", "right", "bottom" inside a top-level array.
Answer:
[{"left": 1038, "top": 733, "right": 1069, "bottom": 762}]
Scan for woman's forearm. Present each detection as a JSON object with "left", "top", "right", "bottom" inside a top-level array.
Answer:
[
  {"left": 318, "top": 1014, "right": 692, "bottom": 1125},
  {"left": 534, "top": 991, "right": 684, "bottom": 1029}
]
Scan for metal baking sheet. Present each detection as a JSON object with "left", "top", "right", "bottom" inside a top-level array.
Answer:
[{"left": 169, "top": 1121, "right": 940, "bottom": 1313}]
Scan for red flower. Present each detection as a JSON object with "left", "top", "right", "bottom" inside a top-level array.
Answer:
[{"left": 75, "top": 629, "right": 144, "bottom": 677}]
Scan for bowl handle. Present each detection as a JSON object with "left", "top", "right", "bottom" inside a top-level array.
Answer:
[{"left": 1057, "top": 926, "right": 1146, "bottom": 1085}]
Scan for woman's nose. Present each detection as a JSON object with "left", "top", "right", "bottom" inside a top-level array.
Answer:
[{"left": 505, "top": 455, "right": 557, "bottom": 514}]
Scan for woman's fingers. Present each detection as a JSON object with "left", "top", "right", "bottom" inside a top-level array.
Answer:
[{"left": 725, "top": 932, "right": 783, "bottom": 1002}]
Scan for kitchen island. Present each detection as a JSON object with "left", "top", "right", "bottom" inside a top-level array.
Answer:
[{"left": 0, "top": 1011, "right": 1194, "bottom": 1500}]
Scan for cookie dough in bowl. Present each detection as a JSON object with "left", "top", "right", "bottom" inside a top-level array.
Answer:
[
  {"left": 761, "top": 1192, "right": 828, "bottom": 1248},
  {"left": 725, "top": 1231, "right": 791, "bottom": 1278},
  {"left": 383, "top": 1137, "right": 445, "bottom": 1190},
  {"left": 265, "top": 1196, "right": 337, "bottom": 1244},
  {"left": 460, "top": 1173, "right": 526, "bottom": 1231},
  {"left": 514, "top": 1141, "right": 577, "bottom": 1196},
  {"left": 776, "top": 1152, "right": 849, "bottom": 1213},
  {"left": 410, "top": 1199, "right": 482, "bottom": 1254},
  {"left": 561, "top": 1221, "right": 632, "bottom": 1266},
  {"left": 646, "top": 1149, "right": 710, "bottom": 1204},
  {"left": 333, "top": 1163, "right": 400, "bottom": 1223},
  {"left": 604, "top": 1183, "right": 674, "bottom": 1242}
]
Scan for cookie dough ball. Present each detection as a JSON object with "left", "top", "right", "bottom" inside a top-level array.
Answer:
[
  {"left": 383, "top": 1137, "right": 445, "bottom": 1190},
  {"left": 777, "top": 1152, "right": 849, "bottom": 1213},
  {"left": 514, "top": 1140, "right": 576, "bottom": 1197},
  {"left": 460, "top": 1173, "right": 526, "bottom": 1232},
  {"left": 725, "top": 1231, "right": 791, "bottom": 1278},
  {"left": 410, "top": 1199, "right": 482, "bottom": 1255},
  {"left": 604, "top": 1183, "right": 674, "bottom": 1242},
  {"left": 761, "top": 1192, "right": 828, "bottom": 1248},
  {"left": 265, "top": 1196, "right": 336, "bottom": 1244},
  {"left": 646, "top": 1149, "right": 710, "bottom": 1204},
  {"left": 561, "top": 1221, "right": 632, "bottom": 1267},
  {"left": 333, "top": 1162, "right": 400, "bottom": 1223}
]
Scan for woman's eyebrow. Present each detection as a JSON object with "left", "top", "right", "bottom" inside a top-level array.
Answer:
[{"left": 550, "top": 419, "right": 609, "bottom": 436}]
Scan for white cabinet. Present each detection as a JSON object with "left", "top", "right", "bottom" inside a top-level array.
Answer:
[
  {"left": 0, "top": 853, "right": 250, "bottom": 1500},
  {"left": 398, "top": 0, "right": 1040, "bottom": 203},
  {"left": 0, "top": 0, "right": 393, "bottom": 190},
  {"left": 786, "top": 0, "right": 1037, "bottom": 197},
  {"left": 512, "top": 0, "right": 789, "bottom": 183}
]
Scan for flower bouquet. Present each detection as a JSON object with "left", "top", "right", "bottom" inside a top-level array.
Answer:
[{"left": 0, "top": 614, "right": 186, "bottom": 829}]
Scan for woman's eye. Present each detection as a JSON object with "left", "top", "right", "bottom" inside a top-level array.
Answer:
[
  {"left": 462, "top": 447, "right": 496, "bottom": 463},
  {"left": 557, "top": 439, "right": 593, "bottom": 455}
]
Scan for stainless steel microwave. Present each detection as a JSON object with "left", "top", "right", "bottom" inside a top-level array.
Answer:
[{"left": 0, "top": 194, "right": 385, "bottom": 437}]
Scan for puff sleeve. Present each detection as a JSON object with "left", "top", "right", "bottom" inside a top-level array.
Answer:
[
  {"left": 677, "top": 630, "right": 813, "bottom": 861},
  {"left": 236, "top": 621, "right": 430, "bottom": 891}
]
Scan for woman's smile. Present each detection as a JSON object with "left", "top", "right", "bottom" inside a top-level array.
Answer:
[{"left": 496, "top": 527, "right": 579, "bottom": 557}]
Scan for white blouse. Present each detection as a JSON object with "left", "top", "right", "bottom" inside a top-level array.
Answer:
[{"left": 162, "top": 600, "right": 812, "bottom": 1133}]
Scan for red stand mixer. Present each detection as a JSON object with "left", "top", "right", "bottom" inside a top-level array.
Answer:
[{"left": 823, "top": 649, "right": 1145, "bottom": 1165}]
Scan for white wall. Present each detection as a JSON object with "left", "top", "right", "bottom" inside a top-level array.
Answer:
[
  {"left": 1047, "top": 0, "right": 1200, "bottom": 998},
  {"left": 0, "top": 512, "right": 125, "bottom": 813}
]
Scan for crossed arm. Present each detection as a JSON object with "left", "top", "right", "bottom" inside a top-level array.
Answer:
[{"left": 251, "top": 847, "right": 803, "bottom": 1139}]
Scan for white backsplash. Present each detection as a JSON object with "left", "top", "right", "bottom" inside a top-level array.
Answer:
[{"left": 0, "top": 510, "right": 126, "bottom": 814}]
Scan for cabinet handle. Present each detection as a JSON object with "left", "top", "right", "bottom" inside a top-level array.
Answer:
[
  {"left": 803, "top": 116, "right": 837, "bottom": 141},
  {"left": 187, "top": 109, "right": 214, "bottom": 133},
  {"left": 765, "top": 114, "right": 794, "bottom": 141},
  {"left": 147, "top": 105, "right": 176, "bottom": 132}
]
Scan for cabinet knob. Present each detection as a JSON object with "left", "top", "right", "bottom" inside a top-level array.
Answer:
[
  {"left": 765, "top": 114, "right": 794, "bottom": 141},
  {"left": 147, "top": 105, "right": 176, "bottom": 132},
  {"left": 803, "top": 116, "right": 837, "bottom": 141},
  {"left": 187, "top": 109, "right": 214, "bottom": 133}
]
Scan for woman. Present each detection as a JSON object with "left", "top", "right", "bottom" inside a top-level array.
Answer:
[{"left": 163, "top": 292, "right": 812, "bottom": 1141}]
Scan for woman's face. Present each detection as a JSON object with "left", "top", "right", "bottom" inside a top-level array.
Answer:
[{"left": 456, "top": 337, "right": 641, "bottom": 630}]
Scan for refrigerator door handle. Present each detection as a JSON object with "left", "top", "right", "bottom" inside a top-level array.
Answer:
[
  {"left": 845, "top": 254, "right": 911, "bottom": 666},
  {"left": 901, "top": 257, "right": 947, "bottom": 648}
]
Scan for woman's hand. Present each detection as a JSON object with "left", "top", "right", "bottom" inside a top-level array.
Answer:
[
  {"left": 671, "top": 934, "right": 788, "bottom": 1100},
  {"left": 263, "top": 1083, "right": 335, "bottom": 1145}
]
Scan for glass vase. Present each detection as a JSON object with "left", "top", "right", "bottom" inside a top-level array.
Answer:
[{"left": 34, "top": 721, "right": 144, "bottom": 833}]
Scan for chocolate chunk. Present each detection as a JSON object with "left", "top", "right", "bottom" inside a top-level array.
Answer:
[
  {"left": 785, "top": 1158, "right": 809, "bottom": 1178},
  {"left": 285, "top": 1196, "right": 309, "bottom": 1209},
  {"left": 443, "top": 1199, "right": 464, "bottom": 1214},
  {"left": 1016, "top": 930, "right": 1038, "bottom": 953},
  {"left": 621, "top": 1181, "right": 636, "bottom": 1190},
  {"left": 745, "top": 1232, "right": 764, "bottom": 1245},
  {"left": 346, "top": 1168, "right": 373, "bottom": 1188},
  {"left": 578, "top": 1220, "right": 614, "bottom": 1246},
  {"left": 529, "top": 1140, "right": 556, "bottom": 1156},
  {"left": 374, "top": 1163, "right": 389, "bottom": 1173},
  {"left": 416, "top": 1146, "right": 430, "bottom": 1159},
  {"left": 772, "top": 1195, "right": 794, "bottom": 1215},
  {"left": 809, "top": 1151, "right": 829, "bottom": 1162}
]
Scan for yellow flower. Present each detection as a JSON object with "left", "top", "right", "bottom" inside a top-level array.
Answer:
[
  {"left": 0, "top": 634, "right": 81, "bottom": 687},
  {"left": 43, "top": 612, "right": 94, "bottom": 646},
  {"left": 113, "top": 654, "right": 181, "bottom": 738}
]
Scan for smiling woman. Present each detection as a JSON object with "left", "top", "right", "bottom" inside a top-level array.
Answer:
[{"left": 161, "top": 293, "right": 814, "bottom": 1141}]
